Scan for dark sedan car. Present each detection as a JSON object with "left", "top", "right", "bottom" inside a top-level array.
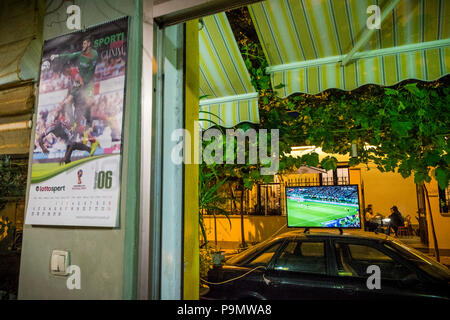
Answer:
[{"left": 202, "top": 231, "right": 450, "bottom": 300}]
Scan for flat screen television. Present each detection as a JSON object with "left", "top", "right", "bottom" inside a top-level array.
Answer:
[{"left": 285, "top": 185, "right": 361, "bottom": 228}]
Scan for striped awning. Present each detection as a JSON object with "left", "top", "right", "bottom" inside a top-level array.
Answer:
[
  {"left": 0, "top": 83, "right": 34, "bottom": 154},
  {"left": 0, "top": 0, "right": 44, "bottom": 86},
  {"left": 249, "top": 0, "right": 450, "bottom": 97},
  {"left": 199, "top": 13, "right": 260, "bottom": 129}
]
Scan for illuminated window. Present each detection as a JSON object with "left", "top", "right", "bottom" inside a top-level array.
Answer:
[
  {"left": 321, "top": 166, "right": 349, "bottom": 185},
  {"left": 438, "top": 184, "right": 449, "bottom": 214}
]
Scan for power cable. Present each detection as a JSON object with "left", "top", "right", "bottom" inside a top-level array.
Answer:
[
  {"left": 45, "top": 0, "right": 55, "bottom": 11},
  {"left": 101, "top": 0, "right": 129, "bottom": 17},
  {"left": 45, "top": 0, "right": 66, "bottom": 16},
  {"left": 200, "top": 265, "right": 266, "bottom": 285},
  {"left": 200, "top": 224, "right": 287, "bottom": 285}
]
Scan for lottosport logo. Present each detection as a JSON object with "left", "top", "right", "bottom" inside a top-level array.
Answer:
[
  {"left": 35, "top": 185, "right": 66, "bottom": 192},
  {"left": 77, "top": 169, "right": 83, "bottom": 184}
]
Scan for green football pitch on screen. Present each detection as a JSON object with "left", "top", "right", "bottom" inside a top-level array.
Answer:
[{"left": 286, "top": 198, "right": 359, "bottom": 227}]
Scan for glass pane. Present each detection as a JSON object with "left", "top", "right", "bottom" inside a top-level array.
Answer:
[
  {"left": 335, "top": 242, "right": 415, "bottom": 280},
  {"left": 348, "top": 244, "right": 392, "bottom": 261},
  {"left": 438, "top": 184, "right": 449, "bottom": 214},
  {"left": 274, "top": 241, "right": 326, "bottom": 274},
  {"left": 322, "top": 170, "right": 334, "bottom": 185},
  {"left": 336, "top": 167, "right": 349, "bottom": 185},
  {"left": 245, "top": 242, "right": 282, "bottom": 268},
  {"left": 387, "top": 241, "right": 450, "bottom": 282}
]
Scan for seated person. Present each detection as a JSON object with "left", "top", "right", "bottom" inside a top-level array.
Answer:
[
  {"left": 387, "top": 205, "right": 405, "bottom": 237},
  {"left": 365, "top": 204, "right": 379, "bottom": 232}
]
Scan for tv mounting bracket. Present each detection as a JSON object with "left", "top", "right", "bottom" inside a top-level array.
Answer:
[{"left": 304, "top": 227, "right": 344, "bottom": 235}]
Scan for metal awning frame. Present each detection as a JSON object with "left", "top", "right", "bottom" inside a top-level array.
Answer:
[
  {"left": 266, "top": 38, "right": 450, "bottom": 74},
  {"left": 199, "top": 92, "right": 258, "bottom": 106},
  {"left": 342, "top": 0, "right": 401, "bottom": 66}
]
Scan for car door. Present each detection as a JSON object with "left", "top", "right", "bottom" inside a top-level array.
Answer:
[
  {"left": 261, "top": 239, "right": 337, "bottom": 299},
  {"left": 230, "top": 240, "right": 285, "bottom": 300},
  {"left": 329, "top": 239, "right": 422, "bottom": 299}
]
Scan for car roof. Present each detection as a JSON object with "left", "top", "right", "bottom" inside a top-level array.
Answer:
[
  {"left": 226, "top": 229, "right": 393, "bottom": 267},
  {"left": 273, "top": 229, "right": 392, "bottom": 242}
]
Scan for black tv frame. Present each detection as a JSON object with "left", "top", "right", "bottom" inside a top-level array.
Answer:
[{"left": 285, "top": 184, "right": 362, "bottom": 230}]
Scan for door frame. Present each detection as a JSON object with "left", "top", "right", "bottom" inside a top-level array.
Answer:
[{"left": 139, "top": 0, "right": 265, "bottom": 300}]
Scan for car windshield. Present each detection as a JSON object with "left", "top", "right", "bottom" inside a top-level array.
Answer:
[
  {"left": 226, "top": 238, "right": 279, "bottom": 266},
  {"left": 387, "top": 240, "right": 450, "bottom": 282}
]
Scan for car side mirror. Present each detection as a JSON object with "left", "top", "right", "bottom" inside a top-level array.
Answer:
[{"left": 401, "top": 273, "right": 420, "bottom": 287}]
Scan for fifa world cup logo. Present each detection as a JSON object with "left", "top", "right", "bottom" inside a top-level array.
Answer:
[{"left": 77, "top": 169, "right": 83, "bottom": 184}]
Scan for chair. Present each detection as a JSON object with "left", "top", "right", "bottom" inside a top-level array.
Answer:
[{"left": 397, "top": 226, "right": 411, "bottom": 237}]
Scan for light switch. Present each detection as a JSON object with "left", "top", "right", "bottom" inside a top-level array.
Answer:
[{"left": 50, "top": 250, "right": 69, "bottom": 275}]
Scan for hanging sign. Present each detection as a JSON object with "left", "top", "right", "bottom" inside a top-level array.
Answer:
[{"left": 25, "top": 17, "right": 129, "bottom": 227}]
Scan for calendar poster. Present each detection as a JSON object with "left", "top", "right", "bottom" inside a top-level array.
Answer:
[{"left": 25, "top": 17, "right": 129, "bottom": 227}]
